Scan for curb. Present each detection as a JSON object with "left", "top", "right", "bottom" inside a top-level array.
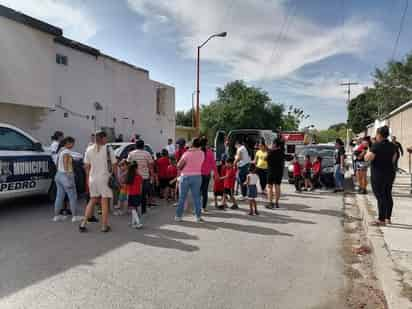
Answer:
[{"left": 353, "top": 192, "right": 412, "bottom": 309}]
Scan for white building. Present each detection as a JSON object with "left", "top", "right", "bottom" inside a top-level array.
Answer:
[{"left": 0, "top": 5, "right": 175, "bottom": 153}]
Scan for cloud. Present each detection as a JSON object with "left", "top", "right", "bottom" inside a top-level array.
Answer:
[
  {"left": 0, "top": 0, "right": 98, "bottom": 42},
  {"left": 280, "top": 73, "right": 372, "bottom": 101},
  {"left": 127, "top": 0, "right": 378, "bottom": 81}
]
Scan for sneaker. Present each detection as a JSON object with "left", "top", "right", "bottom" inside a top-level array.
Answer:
[
  {"left": 101, "top": 225, "right": 111, "bottom": 233},
  {"left": 79, "top": 222, "right": 88, "bottom": 233},
  {"left": 265, "top": 203, "right": 275, "bottom": 210},
  {"left": 52, "top": 215, "right": 65, "bottom": 222},
  {"left": 113, "top": 210, "right": 122, "bottom": 216},
  {"left": 255, "top": 210, "right": 260, "bottom": 215},
  {"left": 248, "top": 211, "right": 254, "bottom": 216},
  {"left": 230, "top": 204, "right": 239, "bottom": 210},
  {"left": 174, "top": 216, "right": 183, "bottom": 222},
  {"left": 196, "top": 216, "right": 205, "bottom": 223},
  {"left": 72, "top": 216, "right": 83, "bottom": 222},
  {"left": 88, "top": 216, "right": 99, "bottom": 223},
  {"left": 131, "top": 223, "right": 143, "bottom": 229},
  {"left": 202, "top": 208, "right": 208, "bottom": 213}
]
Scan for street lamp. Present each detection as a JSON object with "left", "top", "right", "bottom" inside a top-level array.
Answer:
[{"left": 195, "top": 31, "right": 227, "bottom": 134}]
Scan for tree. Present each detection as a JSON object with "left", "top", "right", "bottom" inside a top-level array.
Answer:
[
  {"left": 328, "top": 122, "right": 346, "bottom": 132},
  {"left": 281, "top": 106, "right": 310, "bottom": 131},
  {"left": 347, "top": 88, "right": 379, "bottom": 134},
  {"left": 176, "top": 109, "right": 193, "bottom": 127},
  {"left": 348, "top": 53, "right": 412, "bottom": 132},
  {"left": 200, "top": 80, "right": 296, "bottom": 138}
]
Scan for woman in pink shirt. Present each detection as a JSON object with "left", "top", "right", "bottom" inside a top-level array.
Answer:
[
  {"left": 200, "top": 137, "right": 216, "bottom": 211},
  {"left": 175, "top": 137, "right": 205, "bottom": 222}
]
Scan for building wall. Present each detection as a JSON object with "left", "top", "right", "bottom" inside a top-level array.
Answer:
[
  {"left": 387, "top": 108, "right": 412, "bottom": 172},
  {"left": 0, "top": 15, "right": 175, "bottom": 153},
  {"left": 0, "top": 16, "right": 55, "bottom": 108}
]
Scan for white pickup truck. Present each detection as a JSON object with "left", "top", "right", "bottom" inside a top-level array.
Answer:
[{"left": 0, "top": 123, "right": 56, "bottom": 202}]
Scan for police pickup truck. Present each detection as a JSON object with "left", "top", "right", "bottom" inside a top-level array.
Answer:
[{"left": 0, "top": 123, "right": 56, "bottom": 202}]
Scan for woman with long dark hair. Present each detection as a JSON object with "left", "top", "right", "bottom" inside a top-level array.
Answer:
[
  {"left": 53, "top": 137, "right": 82, "bottom": 222},
  {"left": 366, "top": 126, "right": 397, "bottom": 226}
]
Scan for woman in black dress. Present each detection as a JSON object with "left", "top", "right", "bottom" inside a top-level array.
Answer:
[{"left": 266, "top": 138, "right": 285, "bottom": 209}]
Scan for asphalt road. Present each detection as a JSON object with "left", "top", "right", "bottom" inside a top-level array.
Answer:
[{"left": 0, "top": 184, "right": 345, "bottom": 309}]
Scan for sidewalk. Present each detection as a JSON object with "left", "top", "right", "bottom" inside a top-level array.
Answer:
[{"left": 354, "top": 173, "right": 412, "bottom": 308}]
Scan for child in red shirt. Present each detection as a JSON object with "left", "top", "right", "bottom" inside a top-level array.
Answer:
[
  {"left": 126, "top": 161, "right": 143, "bottom": 229},
  {"left": 213, "top": 162, "right": 226, "bottom": 208},
  {"left": 220, "top": 158, "right": 238, "bottom": 209},
  {"left": 156, "top": 149, "right": 171, "bottom": 199},
  {"left": 292, "top": 156, "right": 303, "bottom": 192},
  {"left": 167, "top": 159, "right": 178, "bottom": 201},
  {"left": 311, "top": 156, "right": 322, "bottom": 189},
  {"left": 303, "top": 155, "right": 313, "bottom": 191}
]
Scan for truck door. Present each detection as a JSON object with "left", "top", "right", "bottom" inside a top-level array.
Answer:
[{"left": 214, "top": 130, "right": 226, "bottom": 163}]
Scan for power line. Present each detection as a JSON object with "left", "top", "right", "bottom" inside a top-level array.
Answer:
[
  {"left": 340, "top": 81, "right": 359, "bottom": 104},
  {"left": 258, "top": 1, "right": 298, "bottom": 86},
  {"left": 392, "top": 0, "right": 409, "bottom": 60}
]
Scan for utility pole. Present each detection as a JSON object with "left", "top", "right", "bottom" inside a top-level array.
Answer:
[
  {"left": 340, "top": 81, "right": 359, "bottom": 104},
  {"left": 340, "top": 81, "right": 358, "bottom": 152}
]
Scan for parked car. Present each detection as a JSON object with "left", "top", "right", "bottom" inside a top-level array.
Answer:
[
  {"left": 287, "top": 144, "right": 335, "bottom": 188},
  {"left": 214, "top": 129, "right": 278, "bottom": 163},
  {"left": 0, "top": 123, "right": 59, "bottom": 202},
  {"left": 108, "top": 142, "right": 154, "bottom": 160}
]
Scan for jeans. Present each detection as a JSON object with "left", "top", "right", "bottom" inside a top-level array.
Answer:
[
  {"left": 334, "top": 165, "right": 344, "bottom": 189},
  {"left": 54, "top": 171, "right": 78, "bottom": 216},
  {"left": 238, "top": 164, "right": 250, "bottom": 197},
  {"left": 176, "top": 175, "right": 202, "bottom": 218},
  {"left": 141, "top": 179, "right": 151, "bottom": 214},
  {"left": 371, "top": 170, "right": 395, "bottom": 221},
  {"left": 201, "top": 174, "right": 211, "bottom": 209},
  {"left": 256, "top": 168, "right": 267, "bottom": 192}
]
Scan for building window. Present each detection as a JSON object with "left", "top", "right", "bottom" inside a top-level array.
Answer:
[
  {"left": 156, "top": 87, "right": 166, "bottom": 115},
  {"left": 56, "top": 54, "right": 68, "bottom": 66}
]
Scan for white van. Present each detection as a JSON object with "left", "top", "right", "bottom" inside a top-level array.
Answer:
[{"left": 0, "top": 123, "right": 55, "bottom": 201}]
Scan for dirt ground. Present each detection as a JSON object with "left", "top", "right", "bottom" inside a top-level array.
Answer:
[{"left": 342, "top": 194, "right": 388, "bottom": 309}]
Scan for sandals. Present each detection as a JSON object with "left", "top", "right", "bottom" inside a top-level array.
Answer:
[
  {"left": 101, "top": 225, "right": 112, "bottom": 233},
  {"left": 79, "top": 221, "right": 88, "bottom": 233},
  {"left": 370, "top": 220, "right": 386, "bottom": 227}
]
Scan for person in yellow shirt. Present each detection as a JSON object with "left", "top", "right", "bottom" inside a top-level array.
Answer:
[{"left": 254, "top": 142, "right": 269, "bottom": 194}]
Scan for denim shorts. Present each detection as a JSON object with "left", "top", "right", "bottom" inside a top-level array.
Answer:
[{"left": 248, "top": 185, "right": 257, "bottom": 199}]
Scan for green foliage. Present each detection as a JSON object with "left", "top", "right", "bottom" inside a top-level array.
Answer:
[
  {"left": 347, "top": 89, "right": 379, "bottom": 134},
  {"left": 200, "top": 80, "right": 286, "bottom": 137},
  {"left": 281, "top": 105, "right": 310, "bottom": 131},
  {"left": 176, "top": 109, "right": 193, "bottom": 127},
  {"left": 348, "top": 53, "right": 412, "bottom": 132},
  {"left": 315, "top": 123, "right": 348, "bottom": 144}
]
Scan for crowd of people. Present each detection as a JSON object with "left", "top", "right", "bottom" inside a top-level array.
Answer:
[
  {"left": 49, "top": 125, "right": 409, "bottom": 232},
  {"left": 49, "top": 130, "right": 289, "bottom": 233}
]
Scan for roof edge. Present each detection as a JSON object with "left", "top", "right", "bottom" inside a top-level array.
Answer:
[
  {"left": 54, "top": 36, "right": 100, "bottom": 57},
  {"left": 0, "top": 4, "right": 62, "bottom": 36}
]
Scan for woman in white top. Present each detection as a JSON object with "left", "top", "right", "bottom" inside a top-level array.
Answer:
[
  {"left": 50, "top": 131, "right": 64, "bottom": 164},
  {"left": 53, "top": 137, "right": 82, "bottom": 222}
]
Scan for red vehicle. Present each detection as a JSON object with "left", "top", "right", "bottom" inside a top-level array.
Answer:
[{"left": 281, "top": 131, "right": 305, "bottom": 156}]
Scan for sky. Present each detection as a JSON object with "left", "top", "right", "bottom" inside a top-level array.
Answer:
[{"left": 1, "top": 0, "right": 412, "bottom": 129}]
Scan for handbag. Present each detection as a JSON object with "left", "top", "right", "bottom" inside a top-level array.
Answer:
[{"left": 106, "top": 145, "right": 120, "bottom": 191}]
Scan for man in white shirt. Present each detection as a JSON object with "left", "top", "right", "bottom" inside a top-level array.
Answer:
[
  {"left": 234, "top": 140, "right": 251, "bottom": 199},
  {"left": 127, "top": 139, "right": 154, "bottom": 214},
  {"left": 79, "top": 131, "right": 117, "bottom": 233},
  {"left": 166, "top": 138, "right": 176, "bottom": 157}
]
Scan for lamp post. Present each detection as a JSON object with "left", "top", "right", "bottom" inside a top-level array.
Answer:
[{"left": 195, "top": 31, "right": 227, "bottom": 134}]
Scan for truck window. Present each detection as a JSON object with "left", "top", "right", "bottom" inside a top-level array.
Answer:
[{"left": 0, "top": 127, "right": 35, "bottom": 151}]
